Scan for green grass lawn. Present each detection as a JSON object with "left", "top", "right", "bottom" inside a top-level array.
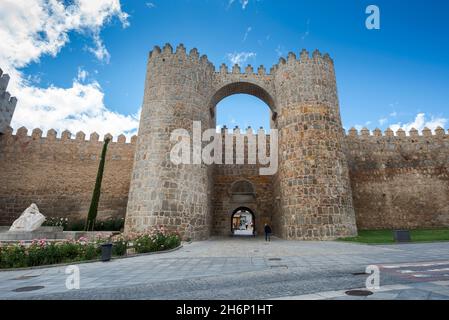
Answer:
[{"left": 338, "top": 229, "right": 449, "bottom": 244}]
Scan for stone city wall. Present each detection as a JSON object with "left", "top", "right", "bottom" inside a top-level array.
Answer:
[
  {"left": 345, "top": 127, "right": 449, "bottom": 230},
  {"left": 0, "top": 127, "right": 136, "bottom": 225},
  {"left": 1, "top": 124, "right": 448, "bottom": 233}
]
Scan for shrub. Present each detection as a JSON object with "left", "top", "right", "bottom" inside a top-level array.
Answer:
[
  {"left": 66, "top": 217, "right": 125, "bottom": 232},
  {"left": 132, "top": 228, "right": 181, "bottom": 254},
  {"left": 65, "top": 219, "right": 85, "bottom": 231},
  {"left": 81, "top": 244, "right": 100, "bottom": 261},
  {"left": 111, "top": 235, "right": 128, "bottom": 256},
  {"left": 165, "top": 234, "right": 182, "bottom": 250},
  {"left": 57, "top": 241, "right": 80, "bottom": 261},
  {"left": 134, "top": 234, "right": 157, "bottom": 254},
  {"left": 27, "top": 240, "right": 52, "bottom": 266},
  {"left": 0, "top": 244, "right": 28, "bottom": 268},
  {"left": 95, "top": 217, "right": 125, "bottom": 232}
]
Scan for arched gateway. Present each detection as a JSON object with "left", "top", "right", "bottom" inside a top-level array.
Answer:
[
  {"left": 124, "top": 43, "right": 358, "bottom": 241},
  {"left": 232, "top": 207, "right": 255, "bottom": 236}
]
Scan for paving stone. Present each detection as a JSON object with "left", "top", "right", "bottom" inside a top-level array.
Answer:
[{"left": 396, "top": 289, "right": 431, "bottom": 300}]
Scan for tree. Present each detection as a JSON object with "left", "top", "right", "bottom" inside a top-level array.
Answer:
[{"left": 85, "top": 137, "right": 111, "bottom": 231}]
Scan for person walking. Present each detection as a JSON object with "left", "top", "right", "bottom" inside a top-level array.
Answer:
[{"left": 264, "top": 223, "right": 272, "bottom": 242}]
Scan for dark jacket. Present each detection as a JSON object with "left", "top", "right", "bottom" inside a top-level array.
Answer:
[{"left": 264, "top": 225, "right": 272, "bottom": 234}]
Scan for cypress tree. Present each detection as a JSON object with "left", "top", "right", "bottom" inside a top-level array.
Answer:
[{"left": 85, "top": 137, "right": 111, "bottom": 231}]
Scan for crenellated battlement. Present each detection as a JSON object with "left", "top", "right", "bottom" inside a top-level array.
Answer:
[
  {"left": 147, "top": 44, "right": 334, "bottom": 78},
  {"left": 345, "top": 126, "right": 448, "bottom": 139},
  {"left": 215, "top": 48, "right": 333, "bottom": 77},
  {"left": 345, "top": 125, "right": 449, "bottom": 174},
  {"left": 144, "top": 44, "right": 336, "bottom": 116},
  {"left": 216, "top": 63, "right": 271, "bottom": 77},
  {"left": 218, "top": 125, "right": 271, "bottom": 135},
  {"left": 2, "top": 125, "right": 275, "bottom": 149},
  {"left": 148, "top": 43, "right": 216, "bottom": 73},
  {"left": 277, "top": 49, "right": 334, "bottom": 68},
  {"left": 345, "top": 125, "right": 449, "bottom": 173},
  {"left": 0, "top": 68, "right": 18, "bottom": 134},
  {"left": 1, "top": 126, "right": 138, "bottom": 144}
]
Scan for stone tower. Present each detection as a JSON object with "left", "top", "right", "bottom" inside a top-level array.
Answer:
[
  {"left": 125, "top": 44, "right": 358, "bottom": 240},
  {"left": 125, "top": 44, "right": 216, "bottom": 240},
  {"left": 0, "top": 68, "right": 17, "bottom": 134},
  {"left": 273, "top": 50, "right": 357, "bottom": 239}
]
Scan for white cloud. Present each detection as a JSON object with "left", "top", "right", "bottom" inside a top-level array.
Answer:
[
  {"left": 301, "top": 19, "right": 311, "bottom": 41},
  {"left": 352, "top": 121, "right": 372, "bottom": 132},
  {"left": 379, "top": 118, "right": 388, "bottom": 126},
  {"left": 226, "top": 52, "right": 256, "bottom": 65},
  {"left": 0, "top": 0, "right": 129, "bottom": 69},
  {"left": 389, "top": 113, "right": 447, "bottom": 134},
  {"left": 12, "top": 80, "right": 139, "bottom": 138},
  {"left": 275, "top": 45, "right": 284, "bottom": 57},
  {"left": 228, "top": 0, "right": 253, "bottom": 10},
  {"left": 0, "top": 0, "right": 138, "bottom": 138},
  {"left": 243, "top": 26, "right": 252, "bottom": 42},
  {"left": 146, "top": 2, "right": 156, "bottom": 9},
  {"left": 87, "top": 33, "right": 111, "bottom": 63},
  {"left": 77, "top": 68, "right": 89, "bottom": 82}
]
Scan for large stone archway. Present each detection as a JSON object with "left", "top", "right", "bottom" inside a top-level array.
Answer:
[
  {"left": 210, "top": 82, "right": 276, "bottom": 112},
  {"left": 209, "top": 66, "right": 278, "bottom": 129},
  {"left": 124, "top": 43, "right": 358, "bottom": 241}
]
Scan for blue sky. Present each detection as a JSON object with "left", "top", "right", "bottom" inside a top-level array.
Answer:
[{"left": 1, "top": 0, "right": 448, "bottom": 137}]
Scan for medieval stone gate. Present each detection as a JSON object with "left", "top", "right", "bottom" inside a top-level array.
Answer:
[
  {"left": 124, "top": 43, "right": 358, "bottom": 241},
  {"left": 2, "top": 45, "right": 448, "bottom": 237}
]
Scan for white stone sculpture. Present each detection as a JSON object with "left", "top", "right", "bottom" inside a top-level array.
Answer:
[{"left": 9, "top": 203, "right": 46, "bottom": 232}]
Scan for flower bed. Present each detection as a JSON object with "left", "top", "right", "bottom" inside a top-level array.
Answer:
[{"left": 0, "top": 228, "right": 181, "bottom": 269}]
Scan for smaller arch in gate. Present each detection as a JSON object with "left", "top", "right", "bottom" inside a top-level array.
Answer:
[
  {"left": 229, "top": 179, "right": 256, "bottom": 203},
  {"left": 231, "top": 207, "right": 256, "bottom": 236}
]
